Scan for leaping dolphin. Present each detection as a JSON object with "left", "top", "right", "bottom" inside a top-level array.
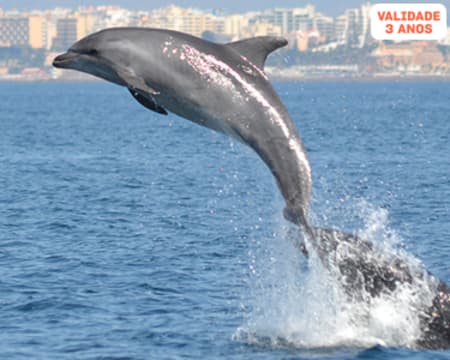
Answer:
[
  {"left": 53, "top": 27, "right": 312, "bottom": 231},
  {"left": 53, "top": 27, "right": 450, "bottom": 349}
]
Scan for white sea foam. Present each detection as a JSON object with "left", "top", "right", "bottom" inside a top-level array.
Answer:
[{"left": 235, "top": 201, "right": 438, "bottom": 350}]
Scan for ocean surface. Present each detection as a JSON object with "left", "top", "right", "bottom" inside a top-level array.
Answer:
[{"left": 0, "top": 81, "right": 449, "bottom": 359}]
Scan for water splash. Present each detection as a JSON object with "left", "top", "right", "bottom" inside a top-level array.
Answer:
[{"left": 235, "top": 201, "right": 438, "bottom": 350}]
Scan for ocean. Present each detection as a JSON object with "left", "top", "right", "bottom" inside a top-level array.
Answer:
[{"left": 0, "top": 81, "right": 449, "bottom": 359}]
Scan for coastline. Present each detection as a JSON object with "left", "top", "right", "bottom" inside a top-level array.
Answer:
[
  {"left": 1, "top": 67, "right": 450, "bottom": 83},
  {"left": 1, "top": 74, "right": 449, "bottom": 83}
]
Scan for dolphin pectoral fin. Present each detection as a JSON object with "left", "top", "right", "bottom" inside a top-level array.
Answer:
[
  {"left": 116, "top": 68, "right": 159, "bottom": 95},
  {"left": 128, "top": 88, "right": 168, "bottom": 115},
  {"left": 226, "top": 36, "right": 288, "bottom": 70},
  {"left": 121, "top": 73, "right": 167, "bottom": 114}
]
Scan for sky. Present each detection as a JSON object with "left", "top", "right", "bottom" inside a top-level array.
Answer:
[{"left": 0, "top": 0, "right": 449, "bottom": 17}]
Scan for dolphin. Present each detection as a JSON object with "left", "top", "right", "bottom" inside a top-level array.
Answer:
[
  {"left": 53, "top": 27, "right": 450, "bottom": 349},
  {"left": 53, "top": 27, "right": 312, "bottom": 231}
]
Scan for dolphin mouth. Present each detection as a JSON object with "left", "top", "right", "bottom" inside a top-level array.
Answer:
[{"left": 53, "top": 51, "right": 80, "bottom": 68}]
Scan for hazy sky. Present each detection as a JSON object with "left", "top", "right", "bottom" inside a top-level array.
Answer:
[{"left": 1, "top": 0, "right": 449, "bottom": 17}]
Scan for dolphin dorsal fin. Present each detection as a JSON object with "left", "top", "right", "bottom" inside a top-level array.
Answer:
[{"left": 226, "top": 36, "right": 288, "bottom": 70}]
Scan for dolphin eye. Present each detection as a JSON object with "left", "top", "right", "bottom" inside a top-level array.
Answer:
[{"left": 86, "top": 49, "right": 98, "bottom": 55}]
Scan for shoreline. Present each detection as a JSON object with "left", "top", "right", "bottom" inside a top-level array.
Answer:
[
  {"left": 1, "top": 75, "right": 449, "bottom": 83},
  {"left": 269, "top": 75, "right": 450, "bottom": 82}
]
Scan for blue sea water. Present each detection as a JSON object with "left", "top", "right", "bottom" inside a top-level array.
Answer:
[{"left": 0, "top": 81, "right": 449, "bottom": 359}]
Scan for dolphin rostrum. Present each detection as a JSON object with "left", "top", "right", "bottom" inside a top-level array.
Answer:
[
  {"left": 53, "top": 27, "right": 450, "bottom": 349},
  {"left": 53, "top": 27, "right": 312, "bottom": 231}
]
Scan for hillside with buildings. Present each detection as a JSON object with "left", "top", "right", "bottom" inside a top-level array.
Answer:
[{"left": 1, "top": 4, "right": 450, "bottom": 80}]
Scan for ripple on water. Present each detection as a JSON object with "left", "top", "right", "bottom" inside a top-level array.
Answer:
[{"left": 0, "top": 82, "right": 449, "bottom": 359}]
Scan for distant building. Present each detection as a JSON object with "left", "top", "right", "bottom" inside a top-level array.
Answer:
[
  {"left": 439, "top": 28, "right": 450, "bottom": 45},
  {"left": 95, "top": 7, "right": 133, "bottom": 28},
  {"left": 334, "top": 15, "right": 347, "bottom": 44},
  {"left": 295, "top": 13, "right": 313, "bottom": 33},
  {"left": 76, "top": 13, "right": 97, "bottom": 39},
  {"left": 372, "top": 42, "right": 444, "bottom": 70},
  {"left": 28, "top": 15, "right": 46, "bottom": 49},
  {"left": 245, "top": 22, "right": 282, "bottom": 38},
  {"left": 359, "top": 4, "right": 372, "bottom": 47},
  {"left": 313, "top": 14, "right": 335, "bottom": 43},
  {"left": 0, "top": 17, "right": 29, "bottom": 47},
  {"left": 52, "top": 18, "right": 77, "bottom": 50},
  {"left": 45, "top": 21, "right": 57, "bottom": 50},
  {"left": 295, "top": 32, "right": 308, "bottom": 51},
  {"left": 142, "top": 6, "right": 223, "bottom": 38},
  {"left": 223, "top": 14, "right": 249, "bottom": 39},
  {"left": 249, "top": 6, "right": 315, "bottom": 35},
  {"left": 339, "top": 4, "right": 371, "bottom": 48}
]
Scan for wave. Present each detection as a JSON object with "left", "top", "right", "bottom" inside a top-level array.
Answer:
[{"left": 235, "top": 200, "right": 438, "bottom": 350}]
